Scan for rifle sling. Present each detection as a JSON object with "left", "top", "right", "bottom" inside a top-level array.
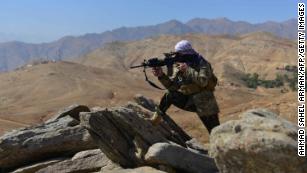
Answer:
[{"left": 143, "top": 67, "right": 165, "bottom": 90}]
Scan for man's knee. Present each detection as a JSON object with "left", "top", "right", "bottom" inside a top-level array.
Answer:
[{"left": 158, "top": 91, "right": 178, "bottom": 112}]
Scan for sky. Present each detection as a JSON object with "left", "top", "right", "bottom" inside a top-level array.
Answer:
[{"left": 0, "top": 0, "right": 303, "bottom": 43}]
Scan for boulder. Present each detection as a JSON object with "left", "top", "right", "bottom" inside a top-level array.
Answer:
[
  {"left": 0, "top": 116, "right": 97, "bottom": 170},
  {"left": 36, "top": 149, "right": 110, "bottom": 173},
  {"left": 78, "top": 104, "right": 191, "bottom": 168},
  {"left": 145, "top": 142, "right": 218, "bottom": 173},
  {"left": 209, "top": 108, "right": 307, "bottom": 173},
  {"left": 46, "top": 104, "right": 90, "bottom": 122},
  {"left": 103, "top": 166, "right": 167, "bottom": 173},
  {"left": 11, "top": 157, "right": 67, "bottom": 173},
  {"left": 133, "top": 94, "right": 156, "bottom": 112},
  {"left": 185, "top": 138, "right": 208, "bottom": 155},
  {"left": 125, "top": 102, "right": 191, "bottom": 142}
]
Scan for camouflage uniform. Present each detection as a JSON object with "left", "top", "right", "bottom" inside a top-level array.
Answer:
[{"left": 157, "top": 55, "right": 220, "bottom": 133}]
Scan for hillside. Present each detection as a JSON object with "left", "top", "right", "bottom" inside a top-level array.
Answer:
[
  {"left": 0, "top": 61, "right": 156, "bottom": 133},
  {"left": 77, "top": 32, "right": 296, "bottom": 81},
  {"left": 0, "top": 33, "right": 297, "bottom": 143},
  {"left": 0, "top": 18, "right": 296, "bottom": 72}
]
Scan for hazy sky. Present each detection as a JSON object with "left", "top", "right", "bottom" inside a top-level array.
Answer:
[{"left": 0, "top": 0, "right": 302, "bottom": 43}]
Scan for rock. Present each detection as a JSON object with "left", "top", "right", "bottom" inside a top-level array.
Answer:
[
  {"left": 0, "top": 116, "right": 97, "bottom": 170},
  {"left": 209, "top": 108, "right": 307, "bottom": 173},
  {"left": 185, "top": 138, "right": 208, "bottom": 155},
  {"left": 71, "top": 149, "right": 102, "bottom": 161},
  {"left": 125, "top": 102, "right": 191, "bottom": 142},
  {"left": 145, "top": 142, "right": 218, "bottom": 173},
  {"left": 133, "top": 94, "right": 156, "bottom": 112},
  {"left": 100, "top": 160, "right": 123, "bottom": 172},
  {"left": 103, "top": 166, "right": 167, "bottom": 173},
  {"left": 46, "top": 104, "right": 90, "bottom": 123},
  {"left": 11, "top": 157, "right": 67, "bottom": 173},
  {"left": 36, "top": 149, "right": 109, "bottom": 173},
  {"left": 78, "top": 105, "right": 191, "bottom": 168}
]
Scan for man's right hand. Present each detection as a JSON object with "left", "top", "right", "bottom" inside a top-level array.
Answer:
[{"left": 152, "top": 67, "right": 163, "bottom": 77}]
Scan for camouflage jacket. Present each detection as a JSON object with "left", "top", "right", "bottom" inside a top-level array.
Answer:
[{"left": 158, "top": 55, "right": 216, "bottom": 95}]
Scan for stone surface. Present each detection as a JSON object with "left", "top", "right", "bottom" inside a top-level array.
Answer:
[
  {"left": 36, "top": 149, "right": 109, "bottom": 173},
  {"left": 103, "top": 166, "right": 167, "bottom": 173},
  {"left": 133, "top": 94, "right": 156, "bottom": 112},
  {"left": 209, "top": 108, "right": 307, "bottom": 173},
  {"left": 145, "top": 142, "right": 218, "bottom": 173},
  {"left": 125, "top": 100, "right": 191, "bottom": 142},
  {"left": 78, "top": 105, "right": 191, "bottom": 168},
  {"left": 11, "top": 157, "right": 67, "bottom": 173},
  {"left": 71, "top": 149, "right": 102, "bottom": 161},
  {"left": 46, "top": 104, "right": 90, "bottom": 123},
  {"left": 186, "top": 138, "right": 208, "bottom": 155},
  {"left": 0, "top": 116, "right": 97, "bottom": 170}
]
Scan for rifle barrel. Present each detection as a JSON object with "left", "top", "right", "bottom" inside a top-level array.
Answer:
[{"left": 130, "top": 64, "right": 145, "bottom": 69}]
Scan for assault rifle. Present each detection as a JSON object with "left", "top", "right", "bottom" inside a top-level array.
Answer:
[
  {"left": 130, "top": 52, "right": 196, "bottom": 69},
  {"left": 130, "top": 52, "right": 198, "bottom": 90}
]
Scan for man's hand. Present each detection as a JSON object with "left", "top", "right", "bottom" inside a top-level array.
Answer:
[
  {"left": 152, "top": 67, "right": 163, "bottom": 77},
  {"left": 177, "top": 63, "right": 188, "bottom": 73}
]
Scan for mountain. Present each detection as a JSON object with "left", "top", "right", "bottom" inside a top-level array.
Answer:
[
  {"left": 77, "top": 32, "right": 296, "bottom": 80},
  {"left": 0, "top": 18, "right": 296, "bottom": 72},
  {"left": 186, "top": 18, "right": 296, "bottom": 39},
  {"left": 0, "top": 33, "right": 296, "bottom": 137}
]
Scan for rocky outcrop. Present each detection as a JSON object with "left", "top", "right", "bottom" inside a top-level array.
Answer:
[
  {"left": 3, "top": 95, "right": 301, "bottom": 173},
  {"left": 209, "top": 108, "right": 307, "bottom": 173},
  {"left": 103, "top": 166, "right": 168, "bottom": 173},
  {"left": 0, "top": 110, "right": 97, "bottom": 170},
  {"left": 11, "top": 157, "right": 67, "bottom": 173},
  {"left": 46, "top": 104, "right": 90, "bottom": 122},
  {"left": 145, "top": 142, "right": 218, "bottom": 173},
  {"left": 36, "top": 149, "right": 111, "bottom": 173},
  {"left": 78, "top": 104, "right": 191, "bottom": 167},
  {"left": 2, "top": 98, "right": 212, "bottom": 173},
  {"left": 77, "top": 101, "right": 218, "bottom": 173},
  {"left": 133, "top": 94, "right": 156, "bottom": 112}
]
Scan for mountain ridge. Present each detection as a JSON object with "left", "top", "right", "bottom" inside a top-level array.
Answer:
[{"left": 0, "top": 17, "right": 296, "bottom": 72}]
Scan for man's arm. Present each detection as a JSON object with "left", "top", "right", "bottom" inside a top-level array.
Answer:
[
  {"left": 158, "top": 73, "right": 180, "bottom": 91},
  {"left": 152, "top": 67, "right": 180, "bottom": 91}
]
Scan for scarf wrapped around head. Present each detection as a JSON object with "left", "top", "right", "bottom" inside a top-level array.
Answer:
[
  {"left": 174, "top": 40, "right": 204, "bottom": 66},
  {"left": 174, "top": 40, "right": 198, "bottom": 54}
]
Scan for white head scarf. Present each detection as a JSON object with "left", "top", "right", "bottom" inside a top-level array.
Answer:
[
  {"left": 174, "top": 40, "right": 196, "bottom": 54},
  {"left": 175, "top": 40, "right": 192, "bottom": 52}
]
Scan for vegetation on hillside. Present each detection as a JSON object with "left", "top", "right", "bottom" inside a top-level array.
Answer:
[{"left": 241, "top": 65, "right": 302, "bottom": 91}]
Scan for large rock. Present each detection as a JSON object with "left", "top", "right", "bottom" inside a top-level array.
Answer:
[
  {"left": 103, "top": 166, "right": 167, "bottom": 173},
  {"left": 209, "top": 108, "right": 307, "bottom": 173},
  {"left": 0, "top": 116, "right": 97, "bottom": 170},
  {"left": 133, "top": 94, "right": 157, "bottom": 112},
  {"left": 46, "top": 104, "right": 90, "bottom": 122},
  {"left": 185, "top": 138, "right": 209, "bottom": 155},
  {"left": 145, "top": 142, "right": 218, "bottom": 173},
  {"left": 125, "top": 102, "right": 191, "bottom": 142},
  {"left": 36, "top": 149, "right": 110, "bottom": 173},
  {"left": 11, "top": 157, "right": 67, "bottom": 173},
  {"left": 78, "top": 104, "right": 192, "bottom": 168}
]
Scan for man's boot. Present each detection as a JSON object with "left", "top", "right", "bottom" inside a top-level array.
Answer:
[{"left": 150, "top": 111, "right": 163, "bottom": 126}]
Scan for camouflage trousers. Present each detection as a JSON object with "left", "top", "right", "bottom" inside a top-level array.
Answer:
[{"left": 158, "top": 90, "right": 220, "bottom": 133}]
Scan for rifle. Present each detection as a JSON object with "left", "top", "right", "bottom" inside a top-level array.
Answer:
[{"left": 130, "top": 52, "right": 198, "bottom": 90}]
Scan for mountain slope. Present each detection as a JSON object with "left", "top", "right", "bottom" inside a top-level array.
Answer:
[
  {"left": 0, "top": 18, "right": 296, "bottom": 72},
  {"left": 0, "top": 33, "right": 297, "bottom": 141},
  {"left": 76, "top": 32, "right": 296, "bottom": 81},
  {"left": 0, "top": 61, "right": 154, "bottom": 129}
]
